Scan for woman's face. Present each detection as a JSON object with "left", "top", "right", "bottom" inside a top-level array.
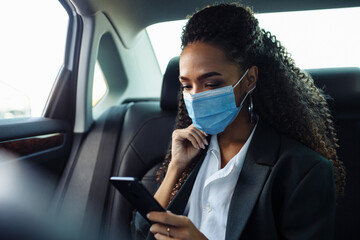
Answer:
[{"left": 179, "top": 42, "right": 251, "bottom": 107}]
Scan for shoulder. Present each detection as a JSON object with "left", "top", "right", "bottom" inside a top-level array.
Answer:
[
  {"left": 251, "top": 120, "right": 332, "bottom": 172},
  {"left": 247, "top": 119, "right": 334, "bottom": 188},
  {"left": 277, "top": 134, "right": 333, "bottom": 171},
  {"left": 268, "top": 133, "right": 335, "bottom": 199}
]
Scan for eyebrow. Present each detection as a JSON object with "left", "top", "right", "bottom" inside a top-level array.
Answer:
[{"left": 179, "top": 72, "right": 222, "bottom": 81}]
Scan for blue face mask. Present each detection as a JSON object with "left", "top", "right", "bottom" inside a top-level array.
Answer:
[{"left": 183, "top": 69, "right": 255, "bottom": 135}]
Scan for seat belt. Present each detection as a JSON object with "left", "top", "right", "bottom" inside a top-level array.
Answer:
[
  {"left": 52, "top": 104, "right": 129, "bottom": 239},
  {"left": 81, "top": 104, "right": 130, "bottom": 238}
]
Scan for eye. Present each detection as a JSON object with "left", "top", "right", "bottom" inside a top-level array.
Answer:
[
  {"left": 181, "top": 85, "right": 192, "bottom": 90},
  {"left": 205, "top": 82, "right": 222, "bottom": 89}
]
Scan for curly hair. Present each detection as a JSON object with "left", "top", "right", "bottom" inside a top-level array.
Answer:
[{"left": 156, "top": 3, "right": 345, "bottom": 199}]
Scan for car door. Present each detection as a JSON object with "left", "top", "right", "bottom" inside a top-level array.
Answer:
[{"left": 0, "top": 0, "right": 82, "bottom": 207}]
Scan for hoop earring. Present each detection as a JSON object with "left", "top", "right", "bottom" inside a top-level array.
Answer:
[{"left": 248, "top": 94, "right": 255, "bottom": 123}]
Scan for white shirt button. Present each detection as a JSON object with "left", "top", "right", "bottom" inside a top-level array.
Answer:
[{"left": 206, "top": 205, "right": 212, "bottom": 213}]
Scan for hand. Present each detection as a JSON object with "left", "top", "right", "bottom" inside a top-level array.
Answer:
[
  {"left": 170, "top": 124, "right": 208, "bottom": 171},
  {"left": 153, "top": 125, "right": 208, "bottom": 209},
  {"left": 148, "top": 211, "right": 208, "bottom": 240}
]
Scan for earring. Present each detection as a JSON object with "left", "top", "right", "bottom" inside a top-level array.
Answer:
[{"left": 248, "top": 94, "right": 255, "bottom": 123}]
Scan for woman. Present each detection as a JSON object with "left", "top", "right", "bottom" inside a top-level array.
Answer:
[{"left": 132, "top": 3, "right": 345, "bottom": 240}]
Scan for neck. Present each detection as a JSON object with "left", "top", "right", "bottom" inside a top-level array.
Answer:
[
  {"left": 218, "top": 109, "right": 255, "bottom": 145},
  {"left": 217, "top": 109, "right": 255, "bottom": 168}
]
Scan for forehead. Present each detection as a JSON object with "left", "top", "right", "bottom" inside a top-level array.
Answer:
[{"left": 179, "top": 42, "right": 238, "bottom": 77}]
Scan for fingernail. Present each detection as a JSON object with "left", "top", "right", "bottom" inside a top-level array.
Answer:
[
  {"left": 147, "top": 213, "right": 150, "bottom": 219},
  {"left": 201, "top": 143, "right": 205, "bottom": 149},
  {"left": 204, "top": 138, "right": 208, "bottom": 145}
]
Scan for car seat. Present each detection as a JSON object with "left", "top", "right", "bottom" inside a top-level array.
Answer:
[
  {"left": 104, "top": 56, "right": 181, "bottom": 239},
  {"left": 308, "top": 67, "right": 360, "bottom": 240}
]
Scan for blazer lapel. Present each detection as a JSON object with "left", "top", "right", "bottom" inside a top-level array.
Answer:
[
  {"left": 167, "top": 149, "right": 207, "bottom": 214},
  {"left": 225, "top": 121, "right": 280, "bottom": 240}
]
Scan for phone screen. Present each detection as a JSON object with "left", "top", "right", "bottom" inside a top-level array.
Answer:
[{"left": 110, "top": 176, "right": 165, "bottom": 222}]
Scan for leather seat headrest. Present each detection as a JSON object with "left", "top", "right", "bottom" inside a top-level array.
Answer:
[
  {"left": 160, "top": 56, "right": 181, "bottom": 111},
  {"left": 308, "top": 67, "right": 360, "bottom": 113}
]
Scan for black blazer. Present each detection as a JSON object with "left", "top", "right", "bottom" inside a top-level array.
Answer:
[{"left": 132, "top": 121, "right": 336, "bottom": 240}]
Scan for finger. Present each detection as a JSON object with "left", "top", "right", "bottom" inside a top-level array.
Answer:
[
  {"left": 153, "top": 233, "right": 168, "bottom": 240},
  {"left": 150, "top": 223, "right": 177, "bottom": 238},
  {"left": 193, "top": 127, "right": 209, "bottom": 148},
  {"left": 188, "top": 128, "right": 206, "bottom": 149},
  {"left": 151, "top": 223, "right": 184, "bottom": 239},
  {"left": 173, "top": 130, "right": 199, "bottom": 149},
  {"left": 154, "top": 233, "right": 181, "bottom": 240},
  {"left": 148, "top": 211, "right": 190, "bottom": 228},
  {"left": 173, "top": 125, "right": 207, "bottom": 148},
  {"left": 181, "top": 131, "right": 201, "bottom": 149},
  {"left": 187, "top": 126, "right": 208, "bottom": 148},
  {"left": 189, "top": 124, "right": 208, "bottom": 137},
  {"left": 150, "top": 223, "right": 169, "bottom": 236},
  {"left": 198, "top": 128, "right": 209, "bottom": 137}
]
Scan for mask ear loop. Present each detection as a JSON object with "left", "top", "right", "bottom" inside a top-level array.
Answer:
[
  {"left": 234, "top": 69, "right": 256, "bottom": 122},
  {"left": 239, "top": 84, "right": 256, "bottom": 107},
  {"left": 233, "top": 69, "right": 250, "bottom": 89},
  {"left": 233, "top": 68, "right": 253, "bottom": 108},
  {"left": 235, "top": 68, "right": 255, "bottom": 122}
]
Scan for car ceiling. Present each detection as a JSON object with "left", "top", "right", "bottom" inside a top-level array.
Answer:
[{"left": 70, "top": 0, "right": 360, "bottom": 47}]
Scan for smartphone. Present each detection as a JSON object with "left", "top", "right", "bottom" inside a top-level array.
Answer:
[{"left": 110, "top": 176, "right": 165, "bottom": 222}]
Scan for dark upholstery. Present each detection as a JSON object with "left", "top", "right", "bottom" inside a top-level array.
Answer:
[
  {"left": 105, "top": 57, "right": 181, "bottom": 239},
  {"left": 308, "top": 67, "right": 360, "bottom": 113},
  {"left": 160, "top": 56, "right": 181, "bottom": 111},
  {"left": 308, "top": 67, "right": 360, "bottom": 240}
]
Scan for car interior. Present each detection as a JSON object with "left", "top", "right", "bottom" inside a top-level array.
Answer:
[{"left": 0, "top": 0, "right": 359, "bottom": 239}]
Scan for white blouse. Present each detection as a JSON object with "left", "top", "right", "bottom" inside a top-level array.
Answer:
[{"left": 184, "top": 123, "right": 257, "bottom": 240}]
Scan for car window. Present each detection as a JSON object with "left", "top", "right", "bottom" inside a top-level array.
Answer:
[
  {"left": 0, "top": 0, "right": 68, "bottom": 119},
  {"left": 93, "top": 61, "right": 108, "bottom": 106},
  {"left": 147, "top": 7, "right": 360, "bottom": 74}
]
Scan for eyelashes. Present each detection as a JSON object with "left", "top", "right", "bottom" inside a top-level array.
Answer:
[
  {"left": 205, "top": 82, "right": 221, "bottom": 88},
  {"left": 181, "top": 81, "right": 224, "bottom": 90}
]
